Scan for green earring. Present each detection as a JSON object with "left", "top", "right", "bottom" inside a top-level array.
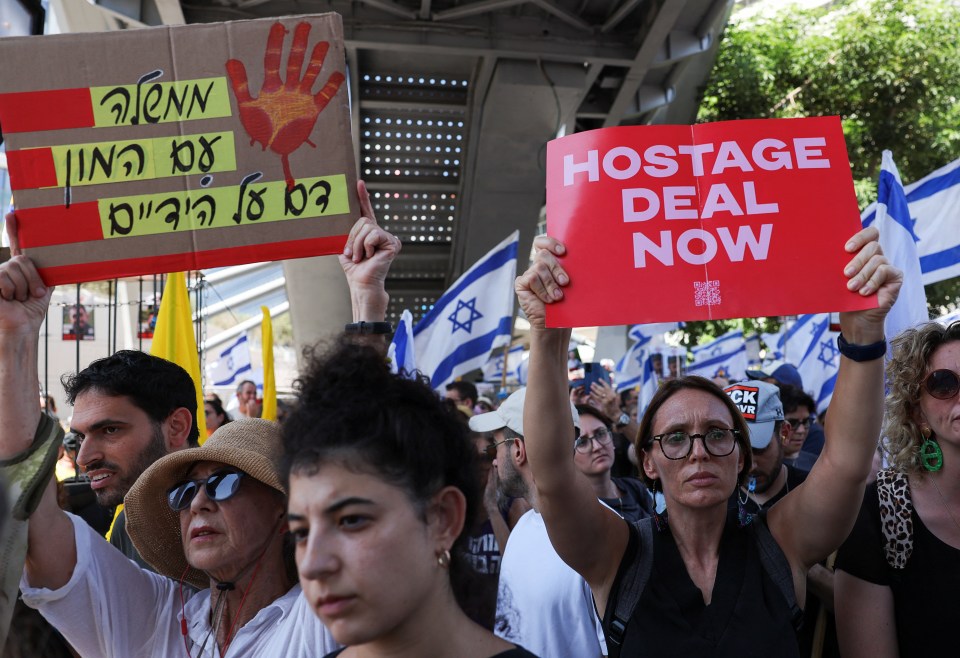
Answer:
[{"left": 920, "top": 425, "right": 943, "bottom": 472}]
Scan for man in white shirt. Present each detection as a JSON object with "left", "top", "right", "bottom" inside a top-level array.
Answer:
[{"left": 471, "top": 388, "right": 605, "bottom": 658}]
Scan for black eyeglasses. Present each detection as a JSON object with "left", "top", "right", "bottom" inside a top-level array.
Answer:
[
  {"left": 167, "top": 470, "right": 246, "bottom": 511},
  {"left": 785, "top": 416, "right": 814, "bottom": 430},
  {"left": 925, "top": 369, "right": 960, "bottom": 401},
  {"left": 484, "top": 437, "right": 517, "bottom": 460},
  {"left": 574, "top": 427, "right": 613, "bottom": 454},
  {"left": 650, "top": 428, "right": 740, "bottom": 460}
]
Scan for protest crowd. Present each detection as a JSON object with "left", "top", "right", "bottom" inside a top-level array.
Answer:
[
  {"left": 3, "top": 170, "right": 960, "bottom": 658},
  {"left": 0, "top": 9, "right": 958, "bottom": 656}
]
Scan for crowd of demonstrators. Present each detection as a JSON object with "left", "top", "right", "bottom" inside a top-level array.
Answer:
[
  {"left": 513, "top": 225, "right": 901, "bottom": 655},
  {"left": 835, "top": 321, "right": 960, "bottom": 658},
  {"left": 468, "top": 389, "right": 606, "bottom": 658},
  {"left": 8, "top": 177, "right": 960, "bottom": 658}
]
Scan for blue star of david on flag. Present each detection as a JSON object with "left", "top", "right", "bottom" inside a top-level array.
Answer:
[
  {"left": 413, "top": 231, "right": 519, "bottom": 390},
  {"left": 817, "top": 338, "right": 839, "bottom": 368},
  {"left": 448, "top": 297, "right": 483, "bottom": 334}
]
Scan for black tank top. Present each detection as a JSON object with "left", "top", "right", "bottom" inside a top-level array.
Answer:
[{"left": 603, "top": 508, "right": 801, "bottom": 657}]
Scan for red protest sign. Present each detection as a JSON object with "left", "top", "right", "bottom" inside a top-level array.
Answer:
[
  {"left": 544, "top": 117, "right": 876, "bottom": 327},
  {"left": 0, "top": 14, "right": 355, "bottom": 286}
]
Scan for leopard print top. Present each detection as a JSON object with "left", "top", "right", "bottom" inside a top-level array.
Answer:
[{"left": 876, "top": 468, "right": 914, "bottom": 569}]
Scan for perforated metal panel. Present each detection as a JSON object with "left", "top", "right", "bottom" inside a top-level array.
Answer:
[{"left": 360, "top": 73, "right": 470, "bottom": 320}]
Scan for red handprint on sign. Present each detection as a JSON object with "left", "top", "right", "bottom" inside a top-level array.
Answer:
[{"left": 226, "top": 21, "right": 345, "bottom": 188}]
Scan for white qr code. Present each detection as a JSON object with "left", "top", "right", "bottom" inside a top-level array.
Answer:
[{"left": 694, "top": 280, "right": 721, "bottom": 307}]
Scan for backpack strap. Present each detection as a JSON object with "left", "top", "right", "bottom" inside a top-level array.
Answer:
[
  {"left": 606, "top": 517, "right": 654, "bottom": 658},
  {"left": 754, "top": 509, "right": 804, "bottom": 631},
  {"left": 876, "top": 468, "right": 913, "bottom": 569}
]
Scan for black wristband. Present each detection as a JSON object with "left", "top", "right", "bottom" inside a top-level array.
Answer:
[
  {"left": 836, "top": 333, "right": 886, "bottom": 362},
  {"left": 344, "top": 321, "right": 393, "bottom": 335}
]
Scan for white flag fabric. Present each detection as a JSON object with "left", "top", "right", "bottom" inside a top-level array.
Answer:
[
  {"left": 687, "top": 330, "right": 747, "bottom": 382},
  {"left": 413, "top": 232, "right": 518, "bottom": 390},
  {"left": 482, "top": 344, "right": 526, "bottom": 382},
  {"left": 862, "top": 151, "right": 928, "bottom": 349},
  {"left": 862, "top": 154, "right": 960, "bottom": 285},
  {"left": 781, "top": 314, "right": 840, "bottom": 414},
  {"left": 615, "top": 342, "right": 650, "bottom": 393},
  {"left": 388, "top": 309, "right": 417, "bottom": 377},
  {"left": 761, "top": 329, "right": 786, "bottom": 360},
  {"left": 208, "top": 334, "right": 253, "bottom": 387}
]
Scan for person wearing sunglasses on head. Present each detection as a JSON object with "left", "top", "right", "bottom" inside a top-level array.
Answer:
[
  {"left": 515, "top": 225, "right": 901, "bottom": 657},
  {"left": 835, "top": 321, "right": 960, "bottom": 658},
  {"left": 573, "top": 405, "right": 653, "bottom": 523}
]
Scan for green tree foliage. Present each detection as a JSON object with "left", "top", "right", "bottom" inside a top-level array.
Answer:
[{"left": 685, "top": 0, "right": 960, "bottom": 349}]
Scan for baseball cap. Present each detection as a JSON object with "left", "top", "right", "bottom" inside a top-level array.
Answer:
[
  {"left": 745, "top": 360, "right": 803, "bottom": 390},
  {"left": 468, "top": 387, "right": 580, "bottom": 436},
  {"left": 723, "top": 380, "right": 784, "bottom": 449}
]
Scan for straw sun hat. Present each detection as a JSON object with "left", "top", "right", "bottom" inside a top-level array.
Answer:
[{"left": 125, "top": 418, "right": 286, "bottom": 590}]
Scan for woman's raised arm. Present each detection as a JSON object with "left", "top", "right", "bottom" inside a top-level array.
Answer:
[
  {"left": 768, "top": 226, "right": 902, "bottom": 570},
  {"left": 517, "top": 235, "right": 629, "bottom": 608}
]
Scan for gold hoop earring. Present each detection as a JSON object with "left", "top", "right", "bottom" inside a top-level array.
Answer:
[{"left": 437, "top": 548, "right": 451, "bottom": 569}]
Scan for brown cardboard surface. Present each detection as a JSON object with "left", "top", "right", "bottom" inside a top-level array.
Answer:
[{"left": 0, "top": 13, "right": 357, "bottom": 285}]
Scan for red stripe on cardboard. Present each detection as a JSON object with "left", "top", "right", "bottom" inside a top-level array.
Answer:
[
  {"left": 5, "top": 148, "right": 58, "bottom": 190},
  {"left": 17, "top": 202, "right": 104, "bottom": 248},
  {"left": 35, "top": 235, "right": 349, "bottom": 286},
  {"left": 0, "top": 88, "right": 95, "bottom": 134}
]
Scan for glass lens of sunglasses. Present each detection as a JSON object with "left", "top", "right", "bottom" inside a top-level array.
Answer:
[
  {"left": 927, "top": 370, "right": 960, "bottom": 400},
  {"left": 208, "top": 472, "right": 242, "bottom": 500},
  {"left": 168, "top": 481, "right": 198, "bottom": 510}
]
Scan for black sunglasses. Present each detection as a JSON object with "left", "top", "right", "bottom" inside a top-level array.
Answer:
[
  {"left": 925, "top": 369, "right": 960, "bottom": 401},
  {"left": 167, "top": 470, "right": 246, "bottom": 511}
]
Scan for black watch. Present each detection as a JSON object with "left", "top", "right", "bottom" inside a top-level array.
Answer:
[
  {"left": 344, "top": 321, "right": 393, "bottom": 335},
  {"left": 836, "top": 333, "right": 886, "bottom": 362}
]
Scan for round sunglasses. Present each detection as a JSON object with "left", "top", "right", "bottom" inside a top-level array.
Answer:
[
  {"left": 924, "top": 369, "right": 960, "bottom": 401},
  {"left": 167, "top": 470, "right": 246, "bottom": 511}
]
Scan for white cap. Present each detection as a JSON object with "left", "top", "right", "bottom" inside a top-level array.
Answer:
[{"left": 468, "top": 387, "right": 580, "bottom": 436}]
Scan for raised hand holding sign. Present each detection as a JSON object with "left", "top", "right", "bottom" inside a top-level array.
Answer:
[{"left": 227, "top": 21, "right": 346, "bottom": 188}]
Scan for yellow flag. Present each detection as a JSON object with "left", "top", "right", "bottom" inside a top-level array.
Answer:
[
  {"left": 260, "top": 306, "right": 277, "bottom": 422},
  {"left": 151, "top": 272, "right": 207, "bottom": 442}
]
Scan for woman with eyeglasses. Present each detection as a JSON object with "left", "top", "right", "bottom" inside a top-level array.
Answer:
[
  {"left": 778, "top": 385, "right": 819, "bottom": 472},
  {"left": 514, "top": 226, "right": 900, "bottom": 656},
  {"left": 573, "top": 405, "right": 653, "bottom": 523},
  {"left": 835, "top": 321, "right": 960, "bottom": 658}
]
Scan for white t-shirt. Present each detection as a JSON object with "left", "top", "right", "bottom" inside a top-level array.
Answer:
[
  {"left": 21, "top": 513, "right": 339, "bottom": 658},
  {"left": 495, "top": 509, "right": 604, "bottom": 658}
]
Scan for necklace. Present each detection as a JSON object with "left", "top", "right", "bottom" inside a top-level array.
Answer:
[{"left": 929, "top": 476, "right": 960, "bottom": 535}]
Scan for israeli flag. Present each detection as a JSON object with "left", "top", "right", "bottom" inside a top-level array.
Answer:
[
  {"left": 863, "top": 151, "right": 929, "bottom": 348},
  {"left": 414, "top": 232, "right": 518, "bottom": 390},
  {"left": 482, "top": 344, "right": 526, "bottom": 382},
  {"left": 616, "top": 342, "right": 650, "bottom": 393},
  {"left": 687, "top": 330, "right": 747, "bottom": 382},
  {"left": 388, "top": 309, "right": 417, "bottom": 377},
  {"left": 761, "top": 329, "right": 786, "bottom": 360},
  {"left": 781, "top": 314, "right": 840, "bottom": 414},
  {"left": 863, "top": 154, "right": 960, "bottom": 285},
  {"left": 208, "top": 334, "right": 253, "bottom": 387}
]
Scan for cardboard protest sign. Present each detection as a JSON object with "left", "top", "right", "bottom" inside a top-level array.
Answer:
[
  {"left": 0, "top": 14, "right": 357, "bottom": 285},
  {"left": 545, "top": 116, "right": 876, "bottom": 327}
]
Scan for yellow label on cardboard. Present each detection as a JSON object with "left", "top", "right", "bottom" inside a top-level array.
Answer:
[
  {"left": 90, "top": 77, "right": 232, "bottom": 127},
  {"left": 97, "top": 174, "right": 350, "bottom": 238},
  {"left": 46, "top": 132, "right": 237, "bottom": 188}
]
